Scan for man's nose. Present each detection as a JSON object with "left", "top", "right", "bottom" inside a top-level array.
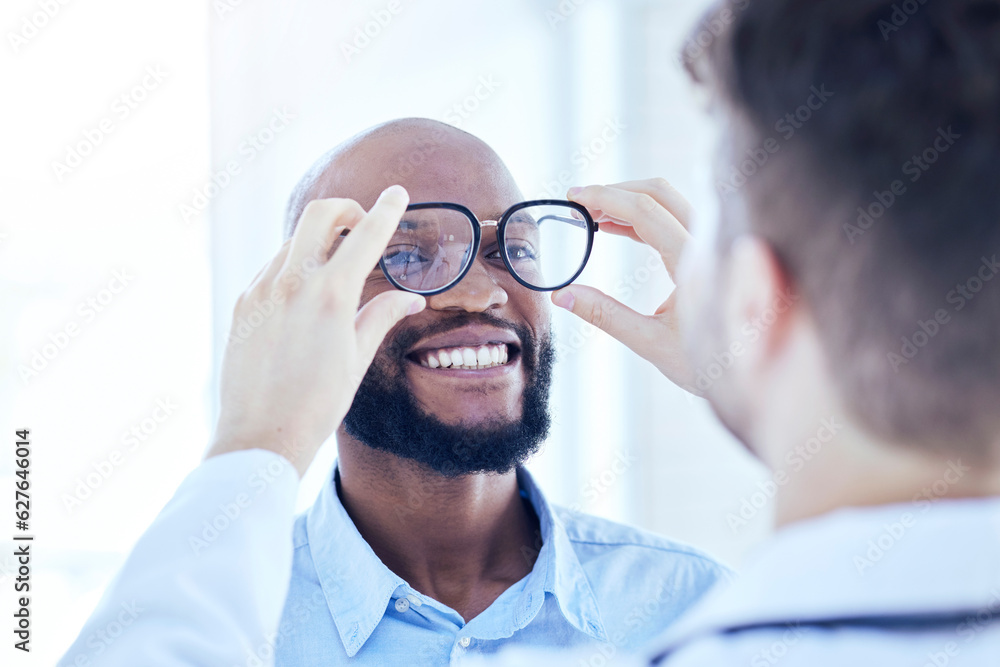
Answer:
[{"left": 426, "top": 258, "right": 508, "bottom": 312}]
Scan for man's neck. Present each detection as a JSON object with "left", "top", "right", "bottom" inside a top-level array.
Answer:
[
  {"left": 335, "top": 430, "right": 541, "bottom": 622},
  {"left": 771, "top": 418, "right": 1000, "bottom": 528}
]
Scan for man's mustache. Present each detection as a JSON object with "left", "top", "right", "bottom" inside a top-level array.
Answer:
[{"left": 384, "top": 311, "right": 530, "bottom": 361}]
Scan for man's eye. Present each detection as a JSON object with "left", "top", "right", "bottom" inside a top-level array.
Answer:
[
  {"left": 482, "top": 243, "right": 504, "bottom": 261},
  {"left": 384, "top": 246, "right": 432, "bottom": 268},
  {"left": 504, "top": 243, "right": 538, "bottom": 261}
]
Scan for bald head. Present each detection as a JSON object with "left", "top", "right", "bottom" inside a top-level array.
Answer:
[{"left": 284, "top": 118, "right": 523, "bottom": 239}]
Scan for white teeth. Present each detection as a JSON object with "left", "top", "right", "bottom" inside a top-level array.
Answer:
[{"left": 420, "top": 344, "right": 512, "bottom": 370}]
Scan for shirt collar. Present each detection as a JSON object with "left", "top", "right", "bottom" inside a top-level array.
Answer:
[
  {"left": 651, "top": 495, "right": 1000, "bottom": 653},
  {"left": 306, "top": 466, "right": 406, "bottom": 656},
  {"left": 513, "top": 466, "right": 608, "bottom": 642},
  {"left": 306, "top": 463, "right": 608, "bottom": 656}
]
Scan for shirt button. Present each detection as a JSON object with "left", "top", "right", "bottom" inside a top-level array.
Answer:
[
  {"left": 459, "top": 636, "right": 471, "bottom": 648},
  {"left": 406, "top": 594, "right": 422, "bottom": 607},
  {"left": 394, "top": 598, "right": 410, "bottom": 613}
]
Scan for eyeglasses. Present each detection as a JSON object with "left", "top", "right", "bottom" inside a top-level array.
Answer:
[{"left": 378, "top": 200, "right": 598, "bottom": 295}]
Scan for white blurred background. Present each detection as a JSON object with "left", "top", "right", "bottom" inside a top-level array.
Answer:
[{"left": 2, "top": 0, "right": 771, "bottom": 663}]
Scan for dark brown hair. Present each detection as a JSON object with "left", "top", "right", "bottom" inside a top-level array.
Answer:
[{"left": 687, "top": 0, "right": 1000, "bottom": 460}]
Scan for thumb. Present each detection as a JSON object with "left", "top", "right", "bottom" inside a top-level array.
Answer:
[
  {"left": 355, "top": 291, "right": 426, "bottom": 363},
  {"left": 552, "top": 285, "right": 650, "bottom": 353}
]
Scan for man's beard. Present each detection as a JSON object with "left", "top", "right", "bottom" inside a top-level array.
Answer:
[{"left": 343, "top": 312, "right": 555, "bottom": 477}]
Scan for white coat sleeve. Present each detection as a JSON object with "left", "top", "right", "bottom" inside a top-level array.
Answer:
[{"left": 58, "top": 449, "right": 299, "bottom": 667}]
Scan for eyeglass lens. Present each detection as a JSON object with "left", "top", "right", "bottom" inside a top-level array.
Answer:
[{"left": 381, "top": 203, "right": 590, "bottom": 293}]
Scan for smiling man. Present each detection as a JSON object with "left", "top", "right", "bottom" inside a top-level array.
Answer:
[{"left": 268, "top": 119, "right": 727, "bottom": 664}]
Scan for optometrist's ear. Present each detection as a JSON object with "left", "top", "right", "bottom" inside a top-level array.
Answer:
[{"left": 722, "top": 235, "right": 799, "bottom": 367}]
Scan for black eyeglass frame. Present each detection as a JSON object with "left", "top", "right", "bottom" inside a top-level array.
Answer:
[{"left": 377, "top": 199, "right": 599, "bottom": 296}]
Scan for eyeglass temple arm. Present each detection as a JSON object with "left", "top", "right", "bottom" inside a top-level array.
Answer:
[{"left": 535, "top": 214, "right": 597, "bottom": 230}]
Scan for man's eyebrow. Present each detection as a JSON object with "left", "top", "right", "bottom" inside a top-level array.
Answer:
[{"left": 506, "top": 211, "right": 539, "bottom": 225}]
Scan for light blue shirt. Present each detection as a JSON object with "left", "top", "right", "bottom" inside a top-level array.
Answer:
[{"left": 274, "top": 465, "right": 729, "bottom": 665}]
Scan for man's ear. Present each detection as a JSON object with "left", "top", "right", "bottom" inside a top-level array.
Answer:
[{"left": 722, "top": 234, "right": 798, "bottom": 367}]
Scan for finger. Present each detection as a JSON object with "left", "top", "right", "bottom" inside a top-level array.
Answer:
[
  {"left": 569, "top": 184, "right": 690, "bottom": 279},
  {"left": 551, "top": 285, "right": 655, "bottom": 355},
  {"left": 597, "top": 220, "right": 644, "bottom": 244},
  {"left": 246, "top": 238, "right": 293, "bottom": 291},
  {"left": 606, "top": 178, "right": 694, "bottom": 230},
  {"left": 325, "top": 185, "right": 409, "bottom": 295},
  {"left": 354, "top": 291, "right": 426, "bottom": 365},
  {"left": 284, "top": 198, "right": 366, "bottom": 277}
]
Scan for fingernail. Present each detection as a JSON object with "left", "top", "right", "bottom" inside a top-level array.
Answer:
[
  {"left": 552, "top": 289, "right": 575, "bottom": 311},
  {"left": 382, "top": 184, "right": 408, "bottom": 199},
  {"left": 567, "top": 187, "right": 583, "bottom": 198},
  {"left": 407, "top": 297, "right": 425, "bottom": 315}
]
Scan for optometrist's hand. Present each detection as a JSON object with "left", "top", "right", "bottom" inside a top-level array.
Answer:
[
  {"left": 206, "top": 186, "right": 426, "bottom": 477},
  {"left": 552, "top": 178, "right": 699, "bottom": 394}
]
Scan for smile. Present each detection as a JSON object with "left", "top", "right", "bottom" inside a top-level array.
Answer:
[{"left": 411, "top": 343, "right": 515, "bottom": 370}]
